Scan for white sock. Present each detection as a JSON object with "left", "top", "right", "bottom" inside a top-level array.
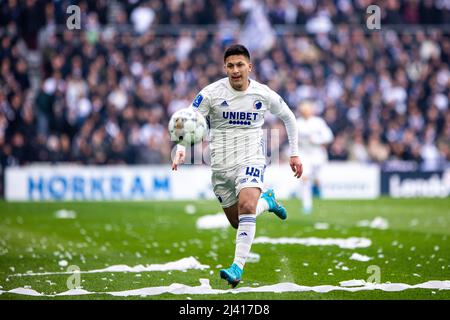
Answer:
[
  {"left": 256, "top": 197, "right": 269, "bottom": 217},
  {"left": 233, "top": 214, "right": 256, "bottom": 270},
  {"left": 301, "top": 179, "right": 313, "bottom": 212}
]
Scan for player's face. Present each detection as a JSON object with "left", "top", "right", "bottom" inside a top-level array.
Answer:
[
  {"left": 224, "top": 55, "right": 252, "bottom": 91},
  {"left": 299, "top": 103, "right": 314, "bottom": 118}
]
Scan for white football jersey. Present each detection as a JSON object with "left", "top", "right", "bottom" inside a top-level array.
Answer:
[
  {"left": 184, "top": 77, "right": 299, "bottom": 171},
  {"left": 296, "top": 116, "right": 333, "bottom": 164}
]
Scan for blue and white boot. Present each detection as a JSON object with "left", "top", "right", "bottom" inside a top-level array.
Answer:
[
  {"left": 261, "top": 189, "right": 287, "bottom": 220},
  {"left": 219, "top": 263, "right": 243, "bottom": 288}
]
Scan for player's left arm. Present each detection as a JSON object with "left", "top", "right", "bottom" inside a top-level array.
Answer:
[{"left": 268, "top": 91, "right": 303, "bottom": 179}]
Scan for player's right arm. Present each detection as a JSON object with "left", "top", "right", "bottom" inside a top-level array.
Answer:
[
  {"left": 267, "top": 88, "right": 303, "bottom": 178},
  {"left": 172, "top": 90, "right": 211, "bottom": 171}
]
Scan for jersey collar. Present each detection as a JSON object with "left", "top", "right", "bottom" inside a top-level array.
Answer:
[{"left": 226, "top": 77, "right": 253, "bottom": 94}]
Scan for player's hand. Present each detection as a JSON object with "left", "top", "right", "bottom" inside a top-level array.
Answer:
[
  {"left": 289, "top": 156, "right": 303, "bottom": 179},
  {"left": 172, "top": 150, "right": 185, "bottom": 171}
]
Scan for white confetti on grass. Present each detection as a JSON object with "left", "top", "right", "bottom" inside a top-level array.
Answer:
[
  {"left": 58, "top": 260, "right": 68, "bottom": 267},
  {"left": 335, "top": 262, "right": 350, "bottom": 271},
  {"left": 11, "top": 257, "right": 209, "bottom": 277},
  {"left": 253, "top": 237, "right": 372, "bottom": 249},
  {"left": 314, "top": 223, "right": 329, "bottom": 230},
  {"left": 3, "top": 279, "right": 450, "bottom": 297},
  {"left": 54, "top": 209, "right": 77, "bottom": 219},
  {"left": 349, "top": 253, "right": 372, "bottom": 262},
  {"left": 246, "top": 252, "right": 260, "bottom": 263},
  {"left": 196, "top": 213, "right": 230, "bottom": 230},
  {"left": 357, "top": 217, "right": 389, "bottom": 230},
  {"left": 184, "top": 204, "right": 197, "bottom": 215}
]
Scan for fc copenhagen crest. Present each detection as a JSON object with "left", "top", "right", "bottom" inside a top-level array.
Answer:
[{"left": 253, "top": 100, "right": 263, "bottom": 110}]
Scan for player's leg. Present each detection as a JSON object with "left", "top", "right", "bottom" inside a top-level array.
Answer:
[
  {"left": 223, "top": 203, "right": 239, "bottom": 229},
  {"left": 220, "top": 165, "right": 288, "bottom": 287},
  {"left": 300, "top": 175, "right": 313, "bottom": 214},
  {"left": 255, "top": 192, "right": 269, "bottom": 217},
  {"left": 242, "top": 165, "right": 287, "bottom": 219},
  {"left": 212, "top": 170, "right": 240, "bottom": 228},
  {"left": 221, "top": 191, "right": 270, "bottom": 227},
  {"left": 260, "top": 188, "right": 287, "bottom": 219},
  {"left": 234, "top": 186, "right": 260, "bottom": 269},
  {"left": 220, "top": 187, "right": 260, "bottom": 287},
  {"left": 312, "top": 163, "right": 324, "bottom": 199},
  {"left": 299, "top": 161, "right": 313, "bottom": 214},
  {"left": 225, "top": 189, "right": 286, "bottom": 221}
]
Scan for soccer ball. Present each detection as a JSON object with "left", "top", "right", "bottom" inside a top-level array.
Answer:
[{"left": 168, "top": 108, "right": 207, "bottom": 146}]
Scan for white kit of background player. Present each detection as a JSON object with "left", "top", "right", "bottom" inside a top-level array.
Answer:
[
  {"left": 296, "top": 101, "right": 334, "bottom": 214},
  {"left": 172, "top": 44, "right": 303, "bottom": 287}
]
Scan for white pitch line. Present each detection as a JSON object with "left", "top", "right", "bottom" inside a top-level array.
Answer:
[{"left": 1, "top": 279, "right": 450, "bottom": 297}]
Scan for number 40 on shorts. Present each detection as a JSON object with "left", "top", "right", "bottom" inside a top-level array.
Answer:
[{"left": 245, "top": 167, "right": 261, "bottom": 177}]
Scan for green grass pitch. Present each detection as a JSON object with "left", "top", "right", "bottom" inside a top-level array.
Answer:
[{"left": 0, "top": 198, "right": 449, "bottom": 300}]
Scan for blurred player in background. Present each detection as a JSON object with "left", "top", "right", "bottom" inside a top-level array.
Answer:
[
  {"left": 296, "top": 101, "right": 333, "bottom": 214},
  {"left": 172, "top": 44, "right": 303, "bottom": 287}
]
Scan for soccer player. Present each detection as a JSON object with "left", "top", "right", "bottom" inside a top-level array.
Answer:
[
  {"left": 172, "top": 44, "right": 303, "bottom": 287},
  {"left": 296, "top": 101, "right": 333, "bottom": 214}
]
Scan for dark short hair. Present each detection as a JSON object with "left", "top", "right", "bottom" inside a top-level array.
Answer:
[{"left": 223, "top": 44, "right": 250, "bottom": 62}]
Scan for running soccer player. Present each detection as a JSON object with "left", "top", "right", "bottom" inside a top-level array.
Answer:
[
  {"left": 296, "top": 101, "right": 333, "bottom": 214},
  {"left": 172, "top": 44, "right": 303, "bottom": 287}
]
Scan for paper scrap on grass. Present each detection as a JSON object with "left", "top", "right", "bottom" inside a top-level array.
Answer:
[
  {"left": 58, "top": 260, "right": 68, "bottom": 267},
  {"left": 357, "top": 217, "right": 389, "bottom": 230},
  {"left": 253, "top": 237, "right": 372, "bottom": 249},
  {"left": 54, "top": 209, "right": 77, "bottom": 219},
  {"left": 11, "top": 257, "right": 209, "bottom": 277},
  {"left": 246, "top": 252, "right": 260, "bottom": 263},
  {"left": 335, "top": 262, "right": 350, "bottom": 271},
  {"left": 184, "top": 204, "right": 197, "bottom": 215},
  {"left": 349, "top": 253, "right": 372, "bottom": 262},
  {"left": 196, "top": 213, "right": 230, "bottom": 229},
  {"left": 2, "top": 279, "right": 450, "bottom": 297},
  {"left": 314, "top": 223, "right": 329, "bottom": 230}
]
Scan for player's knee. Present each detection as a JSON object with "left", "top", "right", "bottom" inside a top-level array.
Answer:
[{"left": 238, "top": 200, "right": 257, "bottom": 215}]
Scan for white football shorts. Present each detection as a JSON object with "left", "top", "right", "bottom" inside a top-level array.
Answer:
[
  {"left": 301, "top": 158, "right": 327, "bottom": 181},
  {"left": 211, "top": 164, "right": 266, "bottom": 208}
]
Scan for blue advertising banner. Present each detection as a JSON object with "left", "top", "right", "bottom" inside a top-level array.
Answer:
[{"left": 381, "top": 170, "right": 450, "bottom": 198}]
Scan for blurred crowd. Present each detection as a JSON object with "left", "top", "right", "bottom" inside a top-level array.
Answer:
[{"left": 0, "top": 0, "right": 449, "bottom": 188}]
